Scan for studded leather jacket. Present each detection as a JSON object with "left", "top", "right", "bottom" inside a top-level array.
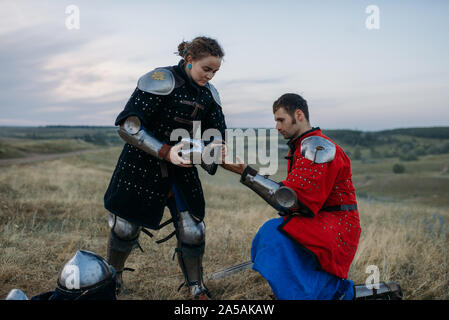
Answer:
[
  {"left": 278, "top": 128, "right": 361, "bottom": 279},
  {"left": 104, "top": 60, "right": 227, "bottom": 229}
]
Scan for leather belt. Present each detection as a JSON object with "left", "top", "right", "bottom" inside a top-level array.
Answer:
[
  {"left": 321, "top": 204, "right": 358, "bottom": 212},
  {"left": 180, "top": 100, "right": 204, "bottom": 118}
]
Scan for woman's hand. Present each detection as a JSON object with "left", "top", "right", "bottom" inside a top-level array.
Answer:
[{"left": 164, "top": 143, "right": 193, "bottom": 168}]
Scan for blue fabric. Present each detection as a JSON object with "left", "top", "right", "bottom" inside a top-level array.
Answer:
[
  {"left": 251, "top": 217, "right": 354, "bottom": 300},
  {"left": 171, "top": 184, "right": 188, "bottom": 212}
]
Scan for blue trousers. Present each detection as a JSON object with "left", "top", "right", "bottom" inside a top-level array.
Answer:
[{"left": 251, "top": 218, "right": 354, "bottom": 300}]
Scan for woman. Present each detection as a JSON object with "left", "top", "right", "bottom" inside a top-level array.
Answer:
[{"left": 103, "top": 36, "right": 226, "bottom": 300}]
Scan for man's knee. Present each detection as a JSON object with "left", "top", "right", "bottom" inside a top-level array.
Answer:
[{"left": 259, "top": 217, "right": 283, "bottom": 235}]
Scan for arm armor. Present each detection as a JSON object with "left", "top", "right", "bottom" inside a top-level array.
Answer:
[
  {"left": 117, "top": 120, "right": 218, "bottom": 174},
  {"left": 240, "top": 166, "right": 299, "bottom": 214},
  {"left": 117, "top": 116, "right": 167, "bottom": 160}
]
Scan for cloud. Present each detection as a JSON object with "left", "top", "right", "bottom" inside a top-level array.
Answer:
[
  {"left": 1, "top": 1, "right": 448, "bottom": 130},
  {"left": 34, "top": 106, "right": 80, "bottom": 113}
]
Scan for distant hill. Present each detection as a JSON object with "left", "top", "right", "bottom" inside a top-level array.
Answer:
[
  {"left": 324, "top": 127, "right": 449, "bottom": 144},
  {"left": 378, "top": 127, "right": 449, "bottom": 139},
  {"left": 1, "top": 126, "right": 449, "bottom": 161},
  {"left": 322, "top": 127, "right": 449, "bottom": 160},
  {"left": 0, "top": 126, "right": 121, "bottom": 145}
]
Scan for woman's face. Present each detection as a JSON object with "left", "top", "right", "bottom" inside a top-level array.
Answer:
[{"left": 186, "top": 55, "right": 222, "bottom": 87}]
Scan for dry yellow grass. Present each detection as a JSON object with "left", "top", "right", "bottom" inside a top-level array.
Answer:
[{"left": 0, "top": 148, "right": 448, "bottom": 299}]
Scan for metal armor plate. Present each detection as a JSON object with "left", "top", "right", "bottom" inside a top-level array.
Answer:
[
  {"left": 354, "top": 282, "right": 403, "bottom": 300},
  {"left": 301, "top": 136, "right": 336, "bottom": 164},
  {"left": 117, "top": 116, "right": 164, "bottom": 159},
  {"left": 205, "top": 82, "right": 222, "bottom": 106},
  {"left": 108, "top": 213, "right": 141, "bottom": 240},
  {"left": 274, "top": 186, "right": 299, "bottom": 209},
  {"left": 240, "top": 166, "right": 299, "bottom": 212},
  {"left": 137, "top": 68, "right": 175, "bottom": 95},
  {"left": 178, "top": 211, "right": 205, "bottom": 245}
]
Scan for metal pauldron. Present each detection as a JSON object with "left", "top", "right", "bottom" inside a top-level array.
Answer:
[
  {"left": 117, "top": 116, "right": 164, "bottom": 159},
  {"left": 240, "top": 166, "right": 299, "bottom": 213},
  {"left": 205, "top": 82, "right": 222, "bottom": 106},
  {"left": 301, "top": 136, "right": 336, "bottom": 164},
  {"left": 137, "top": 68, "right": 175, "bottom": 95}
]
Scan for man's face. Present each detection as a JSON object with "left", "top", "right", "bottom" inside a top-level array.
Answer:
[
  {"left": 187, "top": 55, "right": 222, "bottom": 87},
  {"left": 274, "top": 107, "right": 301, "bottom": 140}
]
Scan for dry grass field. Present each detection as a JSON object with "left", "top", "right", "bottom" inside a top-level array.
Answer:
[{"left": 0, "top": 146, "right": 448, "bottom": 300}]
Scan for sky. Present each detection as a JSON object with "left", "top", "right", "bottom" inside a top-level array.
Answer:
[{"left": 0, "top": 0, "right": 448, "bottom": 130}]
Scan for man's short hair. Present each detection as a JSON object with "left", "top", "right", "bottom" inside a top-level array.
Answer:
[{"left": 272, "top": 93, "right": 309, "bottom": 122}]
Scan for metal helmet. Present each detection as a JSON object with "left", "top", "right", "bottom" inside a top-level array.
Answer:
[
  {"left": 55, "top": 250, "right": 117, "bottom": 300},
  {"left": 5, "top": 289, "right": 29, "bottom": 300}
]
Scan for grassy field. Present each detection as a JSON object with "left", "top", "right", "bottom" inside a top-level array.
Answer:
[
  {"left": 0, "top": 126, "right": 121, "bottom": 159},
  {"left": 0, "top": 144, "right": 448, "bottom": 300},
  {"left": 0, "top": 138, "right": 97, "bottom": 159}
]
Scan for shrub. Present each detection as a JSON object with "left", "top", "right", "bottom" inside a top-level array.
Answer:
[
  {"left": 393, "top": 163, "right": 405, "bottom": 174},
  {"left": 352, "top": 148, "right": 362, "bottom": 160},
  {"left": 399, "top": 151, "right": 418, "bottom": 161}
]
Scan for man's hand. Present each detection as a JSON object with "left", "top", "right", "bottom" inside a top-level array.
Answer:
[{"left": 220, "top": 155, "right": 247, "bottom": 175}]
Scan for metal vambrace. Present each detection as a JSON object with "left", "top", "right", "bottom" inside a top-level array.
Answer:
[
  {"left": 117, "top": 116, "right": 171, "bottom": 160},
  {"left": 240, "top": 165, "right": 299, "bottom": 214}
]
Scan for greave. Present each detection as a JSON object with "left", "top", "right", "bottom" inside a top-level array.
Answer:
[
  {"left": 106, "top": 230, "right": 139, "bottom": 293},
  {"left": 176, "top": 239, "right": 207, "bottom": 297},
  {"left": 107, "top": 233, "right": 133, "bottom": 272},
  {"left": 174, "top": 211, "right": 208, "bottom": 299}
]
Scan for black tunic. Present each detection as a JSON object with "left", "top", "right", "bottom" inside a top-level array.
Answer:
[{"left": 104, "top": 60, "right": 227, "bottom": 229}]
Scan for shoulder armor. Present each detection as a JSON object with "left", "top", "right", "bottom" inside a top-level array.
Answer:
[
  {"left": 205, "top": 82, "right": 221, "bottom": 106},
  {"left": 301, "top": 136, "right": 336, "bottom": 164},
  {"left": 137, "top": 68, "right": 175, "bottom": 95}
]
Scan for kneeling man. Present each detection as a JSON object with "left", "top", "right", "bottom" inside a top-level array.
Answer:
[{"left": 222, "top": 93, "right": 401, "bottom": 300}]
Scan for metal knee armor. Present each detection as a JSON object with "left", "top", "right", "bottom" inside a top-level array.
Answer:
[{"left": 108, "top": 213, "right": 142, "bottom": 252}]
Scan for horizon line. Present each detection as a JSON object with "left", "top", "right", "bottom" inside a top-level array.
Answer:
[{"left": 1, "top": 125, "right": 448, "bottom": 133}]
